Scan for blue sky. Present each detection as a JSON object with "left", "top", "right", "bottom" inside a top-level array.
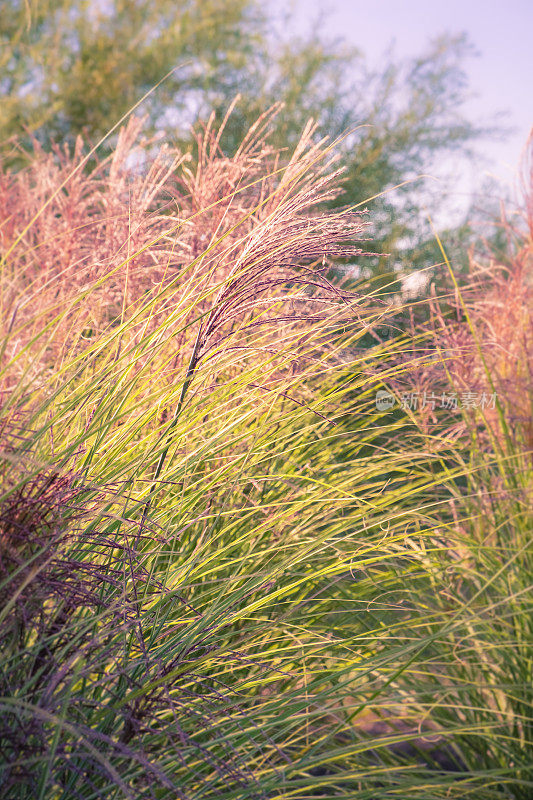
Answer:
[{"left": 284, "top": 0, "right": 532, "bottom": 195}]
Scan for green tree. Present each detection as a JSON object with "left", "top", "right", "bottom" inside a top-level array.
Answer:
[
  {"left": 0, "top": 0, "right": 264, "bottom": 149},
  {"left": 1, "top": 2, "right": 498, "bottom": 275}
]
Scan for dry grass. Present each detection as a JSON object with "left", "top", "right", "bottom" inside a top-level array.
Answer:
[
  {"left": 384, "top": 136, "right": 533, "bottom": 460},
  {"left": 0, "top": 110, "right": 531, "bottom": 800},
  {"left": 0, "top": 106, "right": 372, "bottom": 397}
]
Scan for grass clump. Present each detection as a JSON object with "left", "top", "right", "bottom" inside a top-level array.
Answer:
[{"left": 0, "top": 110, "right": 531, "bottom": 798}]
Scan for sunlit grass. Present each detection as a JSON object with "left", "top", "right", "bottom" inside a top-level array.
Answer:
[{"left": 0, "top": 113, "right": 531, "bottom": 799}]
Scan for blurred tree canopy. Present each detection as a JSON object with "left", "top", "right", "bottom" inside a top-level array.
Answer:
[
  {"left": 1, "top": 0, "right": 497, "bottom": 276},
  {"left": 0, "top": 0, "right": 265, "bottom": 145}
]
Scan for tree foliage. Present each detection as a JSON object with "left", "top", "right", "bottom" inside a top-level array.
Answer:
[
  {"left": 1, "top": 1, "right": 496, "bottom": 272},
  {"left": 1, "top": 0, "right": 263, "bottom": 147}
]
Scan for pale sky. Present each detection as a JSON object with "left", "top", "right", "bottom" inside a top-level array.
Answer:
[{"left": 282, "top": 0, "right": 532, "bottom": 204}]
